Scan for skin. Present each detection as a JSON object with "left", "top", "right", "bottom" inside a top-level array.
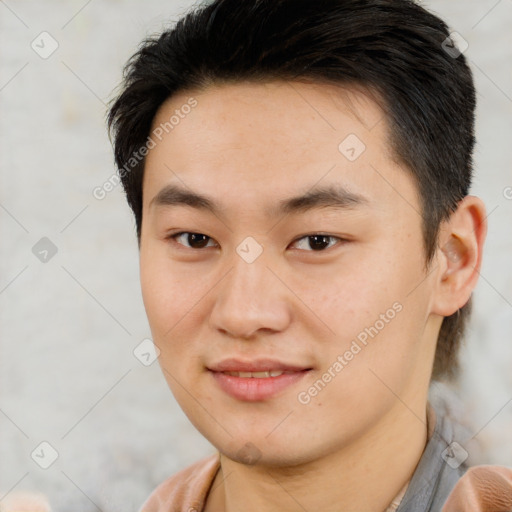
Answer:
[{"left": 139, "top": 80, "right": 487, "bottom": 512}]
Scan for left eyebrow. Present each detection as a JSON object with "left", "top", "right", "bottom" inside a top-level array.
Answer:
[
  {"left": 148, "top": 182, "right": 369, "bottom": 218},
  {"left": 272, "top": 183, "right": 369, "bottom": 216}
]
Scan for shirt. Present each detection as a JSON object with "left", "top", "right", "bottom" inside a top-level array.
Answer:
[{"left": 140, "top": 402, "right": 512, "bottom": 512}]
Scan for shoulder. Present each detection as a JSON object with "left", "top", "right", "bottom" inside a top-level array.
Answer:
[
  {"left": 138, "top": 452, "right": 221, "bottom": 512},
  {"left": 442, "top": 465, "right": 512, "bottom": 511}
]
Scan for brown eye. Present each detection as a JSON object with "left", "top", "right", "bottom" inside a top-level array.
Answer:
[
  {"left": 169, "top": 232, "right": 216, "bottom": 249},
  {"left": 291, "top": 234, "right": 342, "bottom": 251}
]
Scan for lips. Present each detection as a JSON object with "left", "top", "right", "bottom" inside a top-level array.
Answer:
[
  {"left": 208, "top": 358, "right": 312, "bottom": 401},
  {"left": 223, "top": 370, "right": 291, "bottom": 378},
  {"left": 209, "top": 357, "right": 310, "bottom": 373}
]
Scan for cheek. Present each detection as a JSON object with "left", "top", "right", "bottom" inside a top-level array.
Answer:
[
  {"left": 140, "top": 257, "right": 171, "bottom": 330},
  {"left": 297, "top": 248, "right": 427, "bottom": 371},
  {"left": 295, "top": 259, "right": 401, "bottom": 335},
  {"left": 140, "top": 248, "right": 193, "bottom": 344},
  {"left": 139, "top": 246, "right": 213, "bottom": 378}
]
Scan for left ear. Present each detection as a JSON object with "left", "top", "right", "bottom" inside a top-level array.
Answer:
[{"left": 431, "top": 195, "right": 488, "bottom": 316}]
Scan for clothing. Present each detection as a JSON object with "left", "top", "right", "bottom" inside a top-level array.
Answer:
[
  {"left": 383, "top": 402, "right": 438, "bottom": 512},
  {"left": 140, "top": 402, "right": 512, "bottom": 512}
]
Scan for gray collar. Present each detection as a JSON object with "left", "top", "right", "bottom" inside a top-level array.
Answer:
[{"left": 395, "top": 403, "right": 470, "bottom": 512}]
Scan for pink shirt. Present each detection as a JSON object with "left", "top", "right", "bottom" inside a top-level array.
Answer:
[{"left": 140, "top": 404, "right": 512, "bottom": 512}]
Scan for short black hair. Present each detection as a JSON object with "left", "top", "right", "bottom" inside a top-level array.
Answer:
[{"left": 107, "top": 0, "right": 476, "bottom": 381}]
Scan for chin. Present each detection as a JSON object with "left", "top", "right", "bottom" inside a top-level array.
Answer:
[{"left": 210, "top": 432, "right": 322, "bottom": 469}]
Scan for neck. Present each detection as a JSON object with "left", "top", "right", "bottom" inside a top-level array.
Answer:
[{"left": 205, "top": 401, "right": 429, "bottom": 512}]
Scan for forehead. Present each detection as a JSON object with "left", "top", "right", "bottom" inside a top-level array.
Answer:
[
  {"left": 142, "top": 80, "right": 416, "bottom": 216},
  {"left": 148, "top": 80, "right": 386, "bottom": 153}
]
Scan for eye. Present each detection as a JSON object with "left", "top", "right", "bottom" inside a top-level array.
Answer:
[
  {"left": 290, "top": 234, "right": 344, "bottom": 252},
  {"left": 167, "top": 231, "right": 217, "bottom": 250},
  {"left": 166, "top": 232, "right": 345, "bottom": 252}
]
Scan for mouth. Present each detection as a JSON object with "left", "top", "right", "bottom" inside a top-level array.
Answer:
[
  {"left": 221, "top": 370, "right": 295, "bottom": 378},
  {"left": 208, "top": 358, "right": 312, "bottom": 401}
]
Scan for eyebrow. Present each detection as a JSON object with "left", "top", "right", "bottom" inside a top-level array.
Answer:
[{"left": 149, "top": 182, "right": 369, "bottom": 218}]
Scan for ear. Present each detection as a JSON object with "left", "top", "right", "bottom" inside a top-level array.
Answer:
[{"left": 431, "top": 195, "right": 487, "bottom": 316}]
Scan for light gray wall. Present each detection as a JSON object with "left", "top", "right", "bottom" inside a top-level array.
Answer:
[{"left": 1, "top": 0, "right": 511, "bottom": 510}]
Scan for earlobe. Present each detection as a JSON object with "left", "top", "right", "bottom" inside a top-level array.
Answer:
[{"left": 432, "top": 196, "right": 487, "bottom": 316}]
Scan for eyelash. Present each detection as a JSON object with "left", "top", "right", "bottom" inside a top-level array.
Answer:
[{"left": 166, "top": 231, "right": 345, "bottom": 252}]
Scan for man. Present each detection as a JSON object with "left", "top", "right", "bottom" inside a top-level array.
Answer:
[{"left": 107, "top": 0, "right": 512, "bottom": 510}]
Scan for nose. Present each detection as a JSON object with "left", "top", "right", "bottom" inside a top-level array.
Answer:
[{"left": 209, "top": 250, "right": 292, "bottom": 339}]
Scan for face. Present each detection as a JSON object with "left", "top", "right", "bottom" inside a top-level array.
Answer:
[{"left": 139, "top": 80, "right": 441, "bottom": 466}]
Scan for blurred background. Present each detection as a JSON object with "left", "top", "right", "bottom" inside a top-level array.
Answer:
[{"left": 0, "top": 0, "right": 511, "bottom": 510}]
